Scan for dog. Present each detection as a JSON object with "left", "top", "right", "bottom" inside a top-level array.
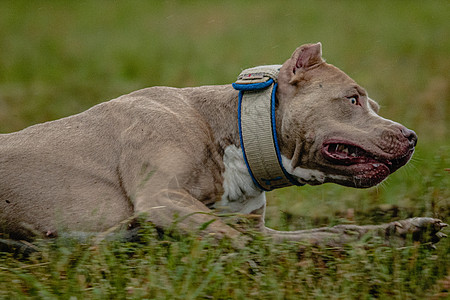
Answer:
[{"left": 0, "top": 43, "right": 446, "bottom": 250}]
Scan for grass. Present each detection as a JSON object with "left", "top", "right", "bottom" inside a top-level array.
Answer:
[
  {"left": 1, "top": 227, "right": 449, "bottom": 299},
  {"left": 0, "top": 0, "right": 449, "bottom": 298}
]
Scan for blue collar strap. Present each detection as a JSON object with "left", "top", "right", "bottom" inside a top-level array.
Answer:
[{"left": 232, "top": 65, "right": 303, "bottom": 191}]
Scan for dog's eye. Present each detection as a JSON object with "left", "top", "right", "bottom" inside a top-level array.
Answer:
[{"left": 347, "top": 95, "right": 359, "bottom": 105}]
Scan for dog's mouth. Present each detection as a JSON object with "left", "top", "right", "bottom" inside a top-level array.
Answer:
[{"left": 321, "top": 141, "right": 413, "bottom": 187}]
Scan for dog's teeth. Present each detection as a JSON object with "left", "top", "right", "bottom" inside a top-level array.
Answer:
[
  {"left": 337, "top": 144, "right": 345, "bottom": 152},
  {"left": 342, "top": 147, "right": 349, "bottom": 154},
  {"left": 372, "top": 163, "right": 380, "bottom": 167}
]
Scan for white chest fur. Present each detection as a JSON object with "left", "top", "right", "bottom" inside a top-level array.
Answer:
[{"left": 219, "top": 145, "right": 266, "bottom": 214}]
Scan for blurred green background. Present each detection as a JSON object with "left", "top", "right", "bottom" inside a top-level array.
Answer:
[
  {"left": 0, "top": 1, "right": 449, "bottom": 298},
  {"left": 0, "top": 0, "right": 448, "bottom": 228}
]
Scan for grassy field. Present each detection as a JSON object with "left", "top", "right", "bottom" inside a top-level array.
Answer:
[{"left": 0, "top": 0, "right": 449, "bottom": 298}]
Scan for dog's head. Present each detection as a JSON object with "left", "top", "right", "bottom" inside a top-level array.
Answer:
[{"left": 276, "top": 43, "right": 417, "bottom": 188}]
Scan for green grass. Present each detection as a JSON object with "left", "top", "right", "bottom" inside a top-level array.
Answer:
[
  {"left": 0, "top": 0, "right": 449, "bottom": 298},
  {"left": 1, "top": 227, "right": 449, "bottom": 299}
]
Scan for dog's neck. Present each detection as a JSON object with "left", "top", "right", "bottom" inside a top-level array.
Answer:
[
  {"left": 183, "top": 85, "right": 330, "bottom": 213},
  {"left": 183, "top": 85, "right": 241, "bottom": 153},
  {"left": 185, "top": 85, "right": 267, "bottom": 212}
]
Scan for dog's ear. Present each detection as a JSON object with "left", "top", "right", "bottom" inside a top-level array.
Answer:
[
  {"left": 278, "top": 43, "right": 325, "bottom": 89},
  {"left": 292, "top": 43, "right": 324, "bottom": 74}
]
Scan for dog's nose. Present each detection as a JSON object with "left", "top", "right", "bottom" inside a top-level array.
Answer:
[{"left": 401, "top": 127, "right": 418, "bottom": 147}]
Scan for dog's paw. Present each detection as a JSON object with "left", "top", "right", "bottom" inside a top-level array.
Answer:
[{"left": 386, "top": 217, "right": 448, "bottom": 247}]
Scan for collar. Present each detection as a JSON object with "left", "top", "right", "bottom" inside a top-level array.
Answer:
[{"left": 232, "top": 65, "right": 303, "bottom": 191}]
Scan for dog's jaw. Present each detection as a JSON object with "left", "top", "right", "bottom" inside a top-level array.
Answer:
[
  {"left": 320, "top": 138, "right": 415, "bottom": 187},
  {"left": 281, "top": 155, "right": 348, "bottom": 185},
  {"left": 281, "top": 138, "right": 415, "bottom": 188}
]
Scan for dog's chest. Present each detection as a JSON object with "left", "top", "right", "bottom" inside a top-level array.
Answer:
[{"left": 214, "top": 145, "right": 266, "bottom": 214}]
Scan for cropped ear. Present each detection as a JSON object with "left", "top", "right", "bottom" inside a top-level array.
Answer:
[{"left": 292, "top": 43, "right": 324, "bottom": 74}]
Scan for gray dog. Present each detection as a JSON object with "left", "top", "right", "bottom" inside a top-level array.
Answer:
[{"left": 0, "top": 43, "right": 447, "bottom": 250}]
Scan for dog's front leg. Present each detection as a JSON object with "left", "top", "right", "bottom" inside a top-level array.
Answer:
[
  {"left": 132, "top": 174, "right": 247, "bottom": 248},
  {"left": 262, "top": 218, "right": 447, "bottom": 247},
  {"left": 263, "top": 224, "right": 379, "bottom": 246},
  {"left": 136, "top": 189, "right": 242, "bottom": 238}
]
